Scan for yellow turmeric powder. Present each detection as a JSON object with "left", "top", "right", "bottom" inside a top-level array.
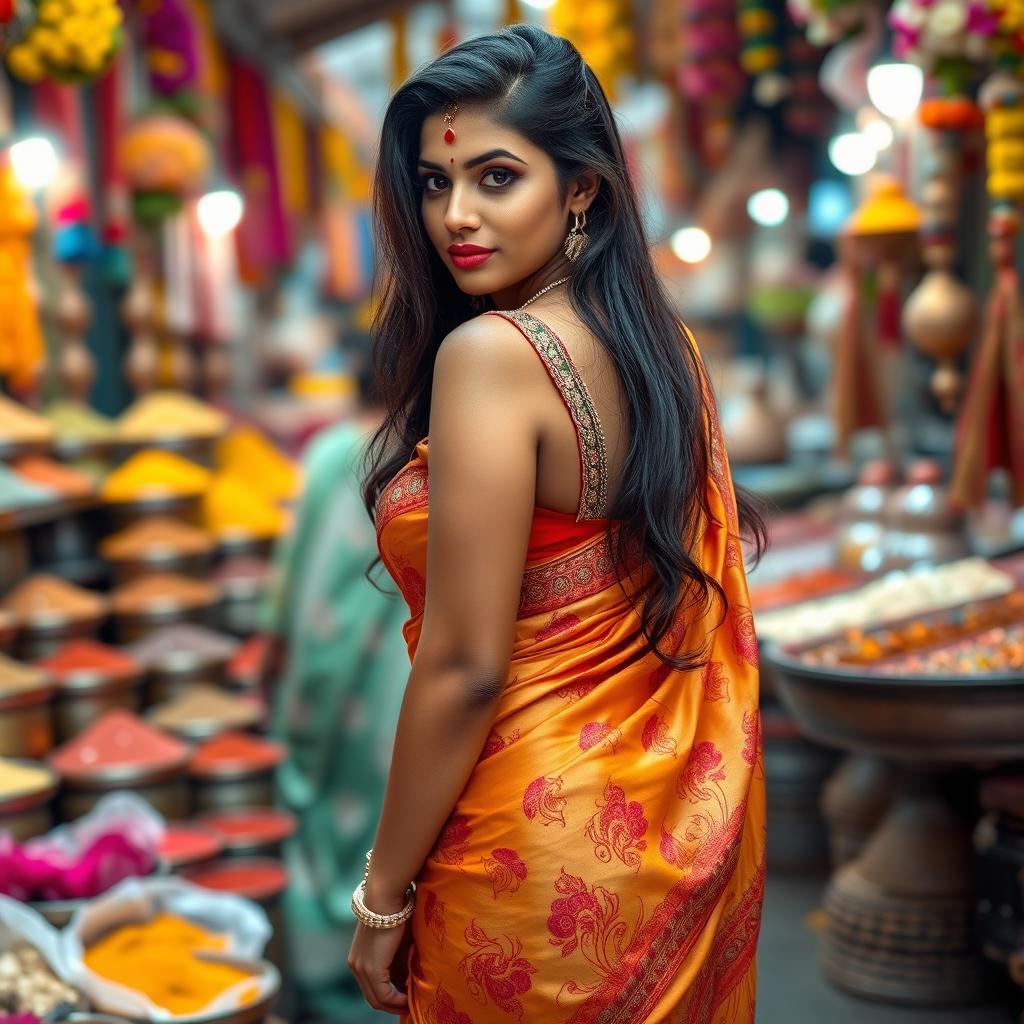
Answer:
[
  {"left": 202, "top": 472, "right": 286, "bottom": 539},
  {"left": 215, "top": 426, "right": 299, "bottom": 503},
  {"left": 84, "top": 912, "right": 256, "bottom": 1015},
  {"left": 101, "top": 450, "right": 211, "bottom": 503}
]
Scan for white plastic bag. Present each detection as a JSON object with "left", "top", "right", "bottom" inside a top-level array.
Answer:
[
  {"left": 60, "top": 876, "right": 274, "bottom": 1021},
  {"left": 0, "top": 895, "right": 65, "bottom": 975}
]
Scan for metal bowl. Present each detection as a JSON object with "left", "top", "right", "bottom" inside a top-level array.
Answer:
[{"left": 764, "top": 642, "right": 1024, "bottom": 764}]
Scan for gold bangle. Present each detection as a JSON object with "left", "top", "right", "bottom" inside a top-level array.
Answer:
[
  {"left": 352, "top": 849, "right": 416, "bottom": 929},
  {"left": 351, "top": 879, "right": 417, "bottom": 929}
]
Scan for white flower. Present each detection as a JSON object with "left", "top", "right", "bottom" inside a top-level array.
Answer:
[
  {"left": 897, "top": 3, "right": 929, "bottom": 29},
  {"left": 929, "top": 0, "right": 968, "bottom": 37}
]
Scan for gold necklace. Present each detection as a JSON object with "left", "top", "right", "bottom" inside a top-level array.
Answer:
[{"left": 513, "top": 275, "right": 570, "bottom": 312}]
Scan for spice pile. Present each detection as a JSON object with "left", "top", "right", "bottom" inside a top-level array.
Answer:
[
  {"left": 0, "top": 946, "right": 78, "bottom": 1020},
  {"left": 0, "top": 759, "right": 54, "bottom": 801},
  {"left": 83, "top": 912, "right": 257, "bottom": 1015},
  {"left": 115, "top": 392, "right": 228, "bottom": 443}
]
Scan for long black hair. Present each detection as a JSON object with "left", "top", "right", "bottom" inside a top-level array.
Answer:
[{"left": 361, "top": 23, "right": 766, "bottom": 670}]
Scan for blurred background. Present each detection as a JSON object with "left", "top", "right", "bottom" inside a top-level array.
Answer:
[{"left": 1, "top": 1, "right": 1024, "bottom": 1023}]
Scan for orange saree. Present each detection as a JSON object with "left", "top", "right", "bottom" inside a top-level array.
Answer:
[{"left": 374, "top": 310, "right": 766, "bottom": 1024}]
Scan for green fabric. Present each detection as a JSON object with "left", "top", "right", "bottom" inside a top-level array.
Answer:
[{"left": 267, "top": 421, "right": 409, "bottom": 1022}]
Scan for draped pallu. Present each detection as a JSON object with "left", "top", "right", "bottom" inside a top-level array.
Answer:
[{"left": 375, "top": 310, "right": 766, "bottom": 1024}]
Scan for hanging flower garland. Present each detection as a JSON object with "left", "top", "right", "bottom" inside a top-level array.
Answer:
[
  {"left": 680, "top": 0, "right": 746, "bottom": 167},
  {"left": 738, "top": 0, "right": 790, "bottom": 105},
  {"left": 787, "top": 0, "right": 876, "bottom": 46},
  {"left": 4, "top": 0, "right": 122, "bottom": 84},
  {"left": 889, "top": 0, "right": 999, "bottom": 94},
  {"left": 0, "top": 163, "right": 45, "bottom": 393}
]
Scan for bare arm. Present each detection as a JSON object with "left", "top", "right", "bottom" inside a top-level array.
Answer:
[{"left": 362, "top": 314, "right": 543, "bottom": 912}]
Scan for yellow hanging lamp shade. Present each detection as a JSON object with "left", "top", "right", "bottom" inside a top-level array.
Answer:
[{"left": 847, "top": 174, "right": 921, "bottom": 237}]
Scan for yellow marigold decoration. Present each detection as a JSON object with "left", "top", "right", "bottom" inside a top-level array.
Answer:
[
  {"left": 0, "top": 166, "right": 45, "bottom": 391},
  {"left": 4, "top": 0, "right": 122, "bottom": 84}
]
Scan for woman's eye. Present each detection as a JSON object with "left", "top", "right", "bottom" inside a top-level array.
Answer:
[
  {"left": 483, "top": 168, "right": 516, "bottom": 188},
  {"left": 419, "top": 169, "right": 516, "bottom": 193}
]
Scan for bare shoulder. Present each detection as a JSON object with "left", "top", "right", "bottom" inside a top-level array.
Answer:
[{"left": 433, "top": 312, "right": 539, "bottom": 385}]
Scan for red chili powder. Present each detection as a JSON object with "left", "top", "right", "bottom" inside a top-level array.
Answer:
[
  {"left": 49, "top": 709, "right": 189, "bottom": 779},
  {"left": 226, "top": 635, "right": 269, "bottom": 686},
  {"left": 184, "top": 858, "right": 289, "bottom": 902},
  {"left": 198, "top": 808, "right": 296, "bottom": 846},
  {"left": 36, "top": 639, "right": 140, "bottom": 680},
  {"left": 159, "top": 823, "right": 224, "bottom": 868},
  {"left": 190, "top": 731, "right": 284, "bottom": 777}
]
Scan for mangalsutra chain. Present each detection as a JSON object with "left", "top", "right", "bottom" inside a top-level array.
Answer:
[{"left": 514, "top": 275, "right": 570, "bottom": 312}]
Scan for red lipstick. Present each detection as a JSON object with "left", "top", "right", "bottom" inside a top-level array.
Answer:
[{"left": 448, "top": 244, "right": 495, "bottom": 269}]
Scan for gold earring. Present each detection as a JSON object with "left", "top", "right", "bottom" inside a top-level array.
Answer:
[{"left": 565, "top": 210, "right": 588, "bottom": 262}]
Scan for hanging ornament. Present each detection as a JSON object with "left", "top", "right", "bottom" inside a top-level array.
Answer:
[
  {"left": 121, "top": 113, "right": 212, "bottom": 224},
  {"left": 833, "top": 176, "right": 921, "bottom": 455},
  {"left": 902, "top": 96, "right": 983, "bottom": 412},
  {"left": 738, "top": 0, "right": 790, "bottom": 106},
  {"left": 951, "top": 70, "right": 1024, "bottom": 508}
]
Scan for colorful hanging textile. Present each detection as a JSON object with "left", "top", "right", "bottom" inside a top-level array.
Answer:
[
  {"left": 272, "top": 90, "right": 310, "bottom": 217},
  {"left": 227, "top": 53, "right": 292, "bottom": 283}
]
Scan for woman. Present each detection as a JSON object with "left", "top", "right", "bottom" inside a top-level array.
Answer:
[
  {"left": 349, "top": 24, "right": 767, "bottom": 1024},
  {"left": 263, "top": 384, "right": 411, "bottom": 1023}
]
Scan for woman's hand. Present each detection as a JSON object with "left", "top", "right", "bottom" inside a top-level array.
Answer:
[{"left": 347, "top": 893, "right": 411, "bottom": 1016}]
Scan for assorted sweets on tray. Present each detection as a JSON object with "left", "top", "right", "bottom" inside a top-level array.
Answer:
[
  {"left": 793, "top": 589, "right": 1024, "bottom": 678},
  {"left": 755, "top": 557, "right": 1015, "bottom": 645}
]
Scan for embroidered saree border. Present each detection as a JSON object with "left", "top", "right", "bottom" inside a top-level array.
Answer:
[
  {"left": 374, "top": 461, "right": 428, "bottom": 536},
  {"left": 487, "top": 310, "right": 609, "bottom": 522},
  {"left": 519, "top": 529, "right": 642, "bottom": 619},
  {"left": 566, "top": 803, "right": 747, "bottom": 1024}
]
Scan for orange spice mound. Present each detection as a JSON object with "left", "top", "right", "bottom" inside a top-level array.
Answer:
[
  {"left": 101, "top": 516, "right": 214, "bottom": 560},
  {"left": 84, "top": 911, "right": 256, "bottom": 1015},
  {"left": 13, "top": 456, "right": 94, "bottom": 498},
  {"left": 110, "top": 573, "right": 217, "bottom": 615}
]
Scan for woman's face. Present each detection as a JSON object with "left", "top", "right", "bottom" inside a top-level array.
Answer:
[{"left": 417, "top": 106, "right": 591, "bottom": 306}]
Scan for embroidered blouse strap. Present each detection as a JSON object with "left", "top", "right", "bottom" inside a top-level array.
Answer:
[{"left": 484, "top": 309, "right": 609, "bottom": 521}]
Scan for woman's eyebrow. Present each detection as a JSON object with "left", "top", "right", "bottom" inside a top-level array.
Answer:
[{"left": 417, "top": 148, "right": 528, "bottom": 171}]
